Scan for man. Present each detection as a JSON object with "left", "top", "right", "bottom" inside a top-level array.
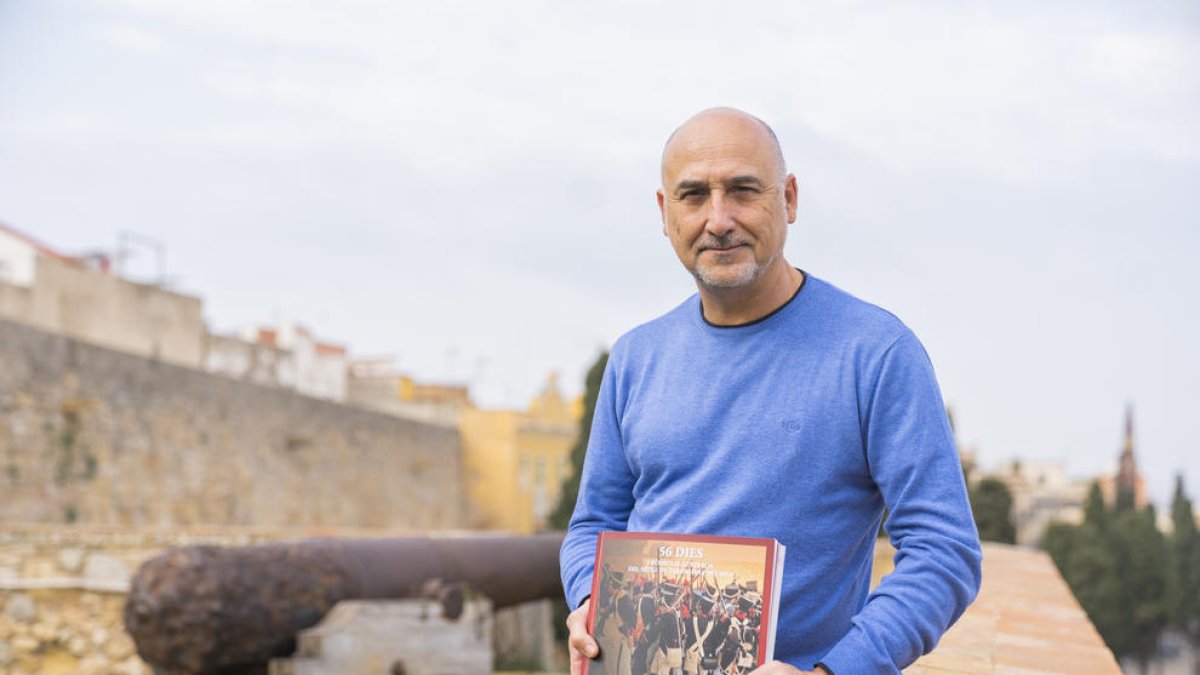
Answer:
[{"left": 560, "top": 108, "right": 982, "bottom": 674}]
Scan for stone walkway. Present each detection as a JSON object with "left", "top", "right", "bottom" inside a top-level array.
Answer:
[{"left": 903, "top": 542, "right": 1122, "bottom": 674}]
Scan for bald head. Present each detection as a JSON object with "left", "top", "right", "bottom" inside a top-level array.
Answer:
[
  {"left": 655, "top": 106, "right": 799, "bottom": 302},
  {"left": 661, "top": 107, "right": 787, "bottom": 183}
]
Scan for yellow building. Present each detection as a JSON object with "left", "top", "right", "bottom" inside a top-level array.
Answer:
[
  {"left": 347, "top": 364, "right": 582, "bottom": 533},
  {"left": 460, "top": 374, "right": 581, "bottom": 533}
]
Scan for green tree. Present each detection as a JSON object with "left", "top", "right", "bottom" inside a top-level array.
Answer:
[
  {"left": 1040, "top": 521, "right": 1076, "bottom": 569},
  {"left": 1084, "top": 481, "right": 1108, "bottom": 529},
  {"left": 969, "top": 477, "right": 1016, "bottom": 544},
  {"left": 548, "top": 351, "right": 609, "bottom": 531},
  {"left": 1061, "top": 523, "right": 1128, "bottom": 650},
  {"left": 1167, "top": 475, "right": 1199, "bottom": 646},
  {"left": 1043, "top": 489, "right": 1168, "bottom": 667},
  {"left": 1116, "top": 484, "right": 1137, "bottom": 513},
  {"left": 547, "top": 351, "right": 609, "bottom": 643},
  {"left": 1111, "top": 508, "right": 1168, "bottom": 670}
]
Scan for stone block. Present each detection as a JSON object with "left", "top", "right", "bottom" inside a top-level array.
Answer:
[
  {"left": 31, "top": 620, "right": 56, "bottom": 641},
  {"left": 494, "top": 599, "right": 555, "bottom": 671},
  {"left": 4, "top": 592, "right": 36, "bottom": 623},
  {"left": 0, "top": 639, "right": 11, "bottom": 665},
  {"left": 79, "top": 592, "right": 102, "bottom": 610},
  {"left": 78, "top": 654, "right": 109, "bottom": 675},
  {"left": 57, "top": 548, "right": 85, "bottom": 574},
  {"left": 40, "top": 649, "right": 81, "bottom": 674},
  {"left": 83, "top": 553, "right": 130, "bottom": 590},
  {"left": 22, "top": 558, "right": 56, "bottom": 578},
  {"left": 115, "top": 655, "right": 150, "bottom": 675},
  {"left": 271, "top": 598, "right": 493, "bottom": 675},
  {"left": 11, "top": 634, "right": 38, "bottom": 653},
  {"left": 103, "top": 634, "right": 134, "bottom": 660}
]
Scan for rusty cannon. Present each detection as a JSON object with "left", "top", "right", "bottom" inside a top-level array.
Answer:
[{"left": 123, "top": 533, "right": 566, "bottom": 675}]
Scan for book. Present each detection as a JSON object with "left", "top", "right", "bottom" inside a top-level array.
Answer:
[{"left": 583, "top": 531, "right": 786, "bottom": 675}]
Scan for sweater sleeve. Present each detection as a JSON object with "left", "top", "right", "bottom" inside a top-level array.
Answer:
[
  {"left": 818, "top": 331, "right": 983, "bottom": 674},
  {"left": 559, "top": 356, "right": 638, "bottom": 610}
]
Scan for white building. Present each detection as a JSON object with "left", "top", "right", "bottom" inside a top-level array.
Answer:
[
  {"left": 206, "top": 324, "right": 347, "bottom": 402},
  {"left": 988, "top": 459, "right": 1089, "bottom": 547},
  {"left": 0, "top": 221, "right": 205, "bottom": 368}
]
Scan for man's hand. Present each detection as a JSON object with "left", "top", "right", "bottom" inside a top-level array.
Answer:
[
  {"left": 748, "top": 661, "right": 824, "bottom": 674},
  {"left": 566, "top": 597, "right": 599, "bottom": 675}
]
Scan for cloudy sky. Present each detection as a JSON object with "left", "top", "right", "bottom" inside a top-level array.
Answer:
[{"left": 1, "top": 1, "right": 1197, "bottom": 507}]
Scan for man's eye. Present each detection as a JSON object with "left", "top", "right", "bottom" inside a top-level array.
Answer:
[{"left": 680, "top": 191, "right": 706, "bottom": 201}]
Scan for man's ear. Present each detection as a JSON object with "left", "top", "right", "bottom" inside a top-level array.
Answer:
[
  {"left": 784, "top": 174, "right": 799, "bottom": 224},
  {"left": 656, "top": 189, "right": 668, "bottom": 236}
]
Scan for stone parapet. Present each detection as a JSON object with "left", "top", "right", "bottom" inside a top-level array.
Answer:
[
  {"left": 270, "top": 599, "right": 494, "bottom": 675},
  {"left": 0, "top": 315, "right": 465, "bottom": 530},
  {"left": 902, "top": 542, "right": 1122, "bottom": 674},
  {"left": 0, "top": 524, "right": 338, "bottom": 675}
]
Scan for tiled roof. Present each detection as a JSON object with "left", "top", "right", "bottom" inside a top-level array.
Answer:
[{"left": 0, "top": 220, "right": 81, "bottom": 265}]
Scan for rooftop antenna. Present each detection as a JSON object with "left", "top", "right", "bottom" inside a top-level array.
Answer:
[{"left": 116, "top": 230, "right": 167, "bottom": 285}]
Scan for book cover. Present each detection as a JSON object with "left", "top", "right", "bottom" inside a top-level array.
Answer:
[{"left": 583, "top": 531, "right": 786, "bottom": 675}]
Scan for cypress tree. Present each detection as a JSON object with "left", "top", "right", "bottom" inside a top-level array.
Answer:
[
  {"left": 1044, "top": 486, "right": 1168, "bottom": 668},
  {"left": 1168, "top": 475, "right": 1199, "bottom": 655},
  {"left": 1084, "top": 481, "right": 1109, "bottom": 530},
  {"left": 969, "top": 477, "right": 1016, "bottom": 544},
  {"left": 548, "top": 351, "right": 609, "bottom": 531}
]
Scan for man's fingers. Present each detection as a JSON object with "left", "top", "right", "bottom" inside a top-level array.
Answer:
[{"left": 565, "top": 599, "right": 598, "bottom": 675}]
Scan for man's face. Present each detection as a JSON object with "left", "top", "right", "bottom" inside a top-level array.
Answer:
[{"left": 656, "top": 113, "right": 798, "bottom": 290}]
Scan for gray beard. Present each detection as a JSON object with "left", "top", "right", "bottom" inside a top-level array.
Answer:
[{"left": 693, "top": 250, "right": 778, "bottom": 289}]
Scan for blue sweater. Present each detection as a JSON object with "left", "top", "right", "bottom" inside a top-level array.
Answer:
[{"left": 560, "top": 274, "right": 982, "bottom": 674}]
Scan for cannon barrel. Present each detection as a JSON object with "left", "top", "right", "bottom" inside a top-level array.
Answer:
[{"left": 123, "top": 533, "right": 566, "bottom": 675}]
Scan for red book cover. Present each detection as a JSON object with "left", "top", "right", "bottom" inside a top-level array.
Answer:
[{"left": 582, "top": 531, "right": 786, "bottom": 675}]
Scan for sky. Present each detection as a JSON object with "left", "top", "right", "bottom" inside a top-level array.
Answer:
[{"left": 1, "top": 1, "right": 1197, "bottom": 508}]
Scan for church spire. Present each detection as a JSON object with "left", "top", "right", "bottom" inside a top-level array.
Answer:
[{"left": 1115, "top": 403, "right": 1139, "bottom": 511}]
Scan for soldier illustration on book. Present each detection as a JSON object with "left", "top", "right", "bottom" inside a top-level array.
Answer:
[
  {"left": 582, "top": 533, "right": 784, "bottom": 675},
  {"left": 643, "top": 582, "right": 685, "bottom": 675},
  {"left": 700, "top": 582, "right": 762, "bottom": 675},
  {"left": 595, "top": 567, "right": 637, "bottom": 675},
  {"left": 682, "top": 587, "right": 720, "bottom": 675}
]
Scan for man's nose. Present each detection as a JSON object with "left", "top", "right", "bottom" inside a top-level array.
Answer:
[{"left": 704, "top": 190, "right": 736, "bottom": 236}]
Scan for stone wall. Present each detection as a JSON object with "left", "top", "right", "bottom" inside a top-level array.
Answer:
[
  {"left": 0, "top": 525, "right": 299, "bottom": 675},
  {"left": 0, "top": 525, "right": 561, "bottom": 675},
  {"left": 0, "top": 316, "right": 464, "bottom": 529}
]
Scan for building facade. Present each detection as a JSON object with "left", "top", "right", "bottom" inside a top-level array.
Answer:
[{"left": 0, "top": 222, "right": 205, "bottom": 369}]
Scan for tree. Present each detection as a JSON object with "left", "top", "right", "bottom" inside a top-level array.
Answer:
[
  {"left": 1084, "top": 481, "right": 1108, "bottom": 530},
  {"left": 1167, "top": 475, "right": 1200, "bottom": 670},
  {"left": 969, "top": 477, "right": 1016, "bottom": 544},
  {"left": 548, "top": 351, "right": 609, "bottom": 531},
  {"left": 1043, "top": 487, "right": 1168, "bottom": 670},
  {"left": 1061, "top": 523, "right": 1129, "bottom": 652},
  {"left": 1116, "top": 484, "right": 1137, "bottom": 513},
  {"left": 1168, "top": 476, "right": 1198, "bottom": 627},
  {"left": 1110, "top": 508, "right": 1168, "bottom": 670},
  {"left": 1040, "top": 521, "right": 1076, "bottom": 569},
  {"left": 546, "top": 351, "right": 608, "bottom": 643}
]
